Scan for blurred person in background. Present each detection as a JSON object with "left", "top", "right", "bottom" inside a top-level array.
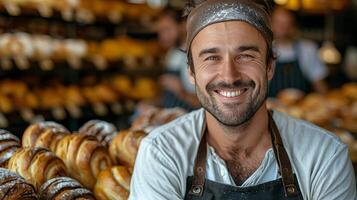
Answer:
[
  {"left": 270, "top": 7, "right": 329, "bottom": 97},
  {"left": 156, "top": 7, "right": 199, "bottom": 110}
]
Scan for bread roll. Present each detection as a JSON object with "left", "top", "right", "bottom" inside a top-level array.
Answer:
[
  {"left": 54, "top": 134, "right": 112, "bottom": 189},
  {"left": 78, "top": 120, "right": 117, "bottom": 147},
  {"left": 109, "top": 130, "right": 146, "bottom": 167},
  {"left": 0, "top": 168, "right": 37, "bottom": 200},
  {"left": 22, "top": 122, "right": 70, "bottom": 152},
  {"left": 94, "top": 166, "right": 131, "bottom": 200},
  {"left": 39, "top": 177, "right": 95, "bottom": 200},
  {"left": 0, "top": 130, "right": 20, "bottom": 168},
  {"left": 7, "top": 147, "right": 67, "bottom": 191}
]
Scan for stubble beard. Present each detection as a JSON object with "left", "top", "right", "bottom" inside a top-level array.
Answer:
[{"left": 195, "top": 77, "right": 268, "bottom": 127}]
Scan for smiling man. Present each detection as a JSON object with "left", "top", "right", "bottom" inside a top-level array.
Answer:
[{"left": 129, "top": 0, "right": 356, "bottom": 200}]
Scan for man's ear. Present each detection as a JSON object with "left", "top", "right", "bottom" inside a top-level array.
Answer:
[
  {"left": 188, "top": 66, "right": 196, "bottom": 85},
  {"left": 267, "top": 60, "right": 275, "bottom": 81}
]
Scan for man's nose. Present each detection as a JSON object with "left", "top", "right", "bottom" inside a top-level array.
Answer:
[{"left": 220, "top": 57, "right": 241, "bottom": 84}]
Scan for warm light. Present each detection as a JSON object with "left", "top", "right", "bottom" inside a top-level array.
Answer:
[
  {"left": 319, "top": 41, "right": 342, "bottom": 65},
  {"left": 274, "top": 0, "right": 289, "bottom": 5}
]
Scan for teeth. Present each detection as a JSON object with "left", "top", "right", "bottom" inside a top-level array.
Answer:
[{"left": 219, "top": 90, "right": 244, "bottom": 97}]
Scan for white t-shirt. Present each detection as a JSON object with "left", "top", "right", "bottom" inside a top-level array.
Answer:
[
  {"left": 130, "top": 108, "right": 356, "bottom": 200},
  {"left": 275, "top": 40, "right": 328, "bottom": 83}
]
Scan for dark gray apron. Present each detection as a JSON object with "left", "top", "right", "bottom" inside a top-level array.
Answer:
[
  {"left": 269, "top": 42, "right": 311, "bottom": 97},
  {"left": 184, "top": 112, "right": 303, "bottom": 200}
]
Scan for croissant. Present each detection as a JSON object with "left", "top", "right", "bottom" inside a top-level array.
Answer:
[
  {"left": 0, "top": 130, "right": 21, "bottom": 168},
  {"left": 7, "top": 147, "right": 67, "bottom": 191},
  {"left": 109, "top": 130, "right": 146, "bottom": 167},
  {"left": 22, "top": 122, "right": 70, "bottom": 152},
  {"left": 39, "top": 177, "right": 95, "bottom": 200},
  {"left": 78, "top": 120, "right": 117, "bottom": 147},
  {"left": 54, "top": 134, "right": 112, "bottom": 189},
  {"left": 0, "top": 168, "right": 38, "bottom": 200},
  {"left": 94, "top": 166, "right": 131, "bottom": 200}
]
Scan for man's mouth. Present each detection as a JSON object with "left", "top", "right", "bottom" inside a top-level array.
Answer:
[{"left": 215, "top": 88, "right": 249, "bottom": 98}]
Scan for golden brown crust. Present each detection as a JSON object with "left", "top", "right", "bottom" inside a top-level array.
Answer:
[
  {"left": 7, "top": 147, "right": 67, "bottom": 192},
  {"left": 94, "top": 166, "right": 131, "bottom": 200},
  {"left": 78, "top": 120, "right": 117, "bottom": 147},
  {"left": 39, "top": 177, "right": 95, "bottom": 200},
  {"left": 0, "top": 130, "right": 21, "bottom": 168},
  {"left": 109, "top": 130, "right": 146, "bottom": 167},
  {"left": 22, "top": 122, "right": 70, "bottom": 152},
  {"left": 55, "top": 134, "right": 112, "bottom": 189},
  {"left": 0, "top": 168, "right": 37, "bottom": 200}
]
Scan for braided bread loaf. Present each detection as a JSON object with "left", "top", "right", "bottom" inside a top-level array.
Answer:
[
  {"left": 0, "top": 130, "right": 21, "bottom": 168},
  {"left": 7, "top": 147, "right": 67, "bottom": 191},
  {"left": 94, "top": 166, "right": 131, "bottom": 200},
  {"left": 54, "top": 134, "right": 112, "bottom": 189},
  {"left": 22, "top": 122, "right": 70, "bottom": 152},
  {"left": 109, "top": 130, "right": 146, "bottom": 167},
  {"left": 39, "top": 177, "right": 95, "bottom": 200},
  {"left": 0, "top": 168, "right": 38, "bottom": 200},
  {"left": 78, "top": 120, "right": 117, "bottom": 147}
]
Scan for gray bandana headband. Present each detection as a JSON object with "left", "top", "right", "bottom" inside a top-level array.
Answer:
[{"left": 185, "top": 0, "right": 273, "bottom": 52}]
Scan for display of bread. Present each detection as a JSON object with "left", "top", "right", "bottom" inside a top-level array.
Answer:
[
  {"left": 55, "top": 134, "right": 112, "bottom": 189},
  {"left": 22, "top": 121, "right": 70, "bottom": 152},
  {"left": 94, "top": 166, "right": 131, "bottom": 200},
  {"left": 38, "top": 177, "right": 95, "bottom": 200},
  {"left": 109, "top": 130, "right": 146, "bottom": 168},
  {"left": 0, "top": 130, "right": 20, "bottom": 168},
  {"left": 0, "top": 168, "right": 37, "bottom": 200},
  {"left": 0, "top": 0, "right": 160, "bottom": 23},
  {"left": 7, "top": 147, "right": 67, "bottom": 191},
  {"left": 131, "top": 106, "right": 186, "bottom": 132},
  {"left": 78, "top": 120, "right": 117, "bottom": 147}
]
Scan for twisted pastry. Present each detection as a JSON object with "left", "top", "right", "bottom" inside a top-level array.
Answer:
[
  {"left": 22, "top": 121, "right": 70, "bottom": 152},
  {"left": 78, "top": 120, "right": 117, "bottom": 147},
  {"left": 0, "top": 168, "right": 38, "bottom": 200},
  {"left": 39, "top": 177, "right": 95, "bottom": 200},
  {"left": 94, "top": 166, "right": 131, "bottom": 200},
  {"left": 55, "top": 134, "right": 112, "bottom": 189},
  {"left": 0, "top": 130, "right": 21, "bottom": 168},
  {"left": 7, "top": 147, "right": 67, "bottom": 191},
  {"left": 109, "top": 130, "right": 146, "bottom": 167}
]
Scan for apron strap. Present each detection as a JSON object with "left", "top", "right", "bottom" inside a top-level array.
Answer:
[
  {"left": 188, "top": 126, "right": 207, "bottom": 196},
  {"left": 189, "top": 111, "right": 298, "bottom": 197},
  {"left": 269, "top": 111, "right": 298, "bottom": 197}
]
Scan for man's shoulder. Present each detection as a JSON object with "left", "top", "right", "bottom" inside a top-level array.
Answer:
[{"left": 273, "top": 110, "right": 347, "bottom": 163}]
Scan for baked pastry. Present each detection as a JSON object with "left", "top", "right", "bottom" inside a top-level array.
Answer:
[
  {"left": 109, "top": 130, "right": 146, "bottom": 167},
  {"left": 94, "top": 166, "right": 131, "bottom": 200},
  {"left": 39, "top": 177, "right": 95, "bottom": 200},
  {"left": 0, "top": 168, "right": 37, "bottom": 200},
  {"left": 0, "top": 130, "right": 21, "bottom": 168},
  {"left": 22, "top": 122, "right": 70, "bottom": 152},
  {"left": 55, "top": 134, "right": 112, "bottom": 189},
  {"left": 78, "top": 120, "right": 117, "bottom": 147},
  {"left": 7, "top": 147, "right": 67, "bottom": 191},
  {"left": 276, "top": 88, "right": 305, "bottom": 106}
]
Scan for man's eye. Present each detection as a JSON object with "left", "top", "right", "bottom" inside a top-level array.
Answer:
[
  {"left": 205, "top": 56, "right": 220, "bottom": 61},
  {"left": 240, "top": 54, "right": 254, "bottom": 59}
]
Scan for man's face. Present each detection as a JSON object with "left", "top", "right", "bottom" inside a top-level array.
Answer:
[
  {"left": 189, "top": 21, "right": 274, "bottom": 127},
  {"left": 271, "top": 9, "right": 295, "bottom": 40},
  {"left": 157, "top": 16, "right": 179, "bottom": 49}
]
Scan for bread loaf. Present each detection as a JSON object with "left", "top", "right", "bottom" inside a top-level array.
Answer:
[
  {"left": 55, "top": 134, "right": 112, "bottom": 189},
  {"left": 0, "top": 130, "right": 21, "bottom": 168},
  {"left": 7, "top": 147, "right": 67, "bottom": 191},
  {"left": 39, "top": 177, "right": 95, "bottom": 200},
  {"left": 78, "top": 120, "right": 117, "bottom": 147},
  {"left": 22, "top": 122, "right": 70, "bottom": 152},
  {"left": 109, "top": 130, "right": 145, "bottom": 167},
  {"left": 0, "top": 168, "right": 37, "bottom": 200},
  {"left": 94, "top": 166, "right": 131, "bottom": 200}
]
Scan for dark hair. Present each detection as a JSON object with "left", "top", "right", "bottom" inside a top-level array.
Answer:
[{"left": 160, "top": 7, "right": 184, "bottom": 24}]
